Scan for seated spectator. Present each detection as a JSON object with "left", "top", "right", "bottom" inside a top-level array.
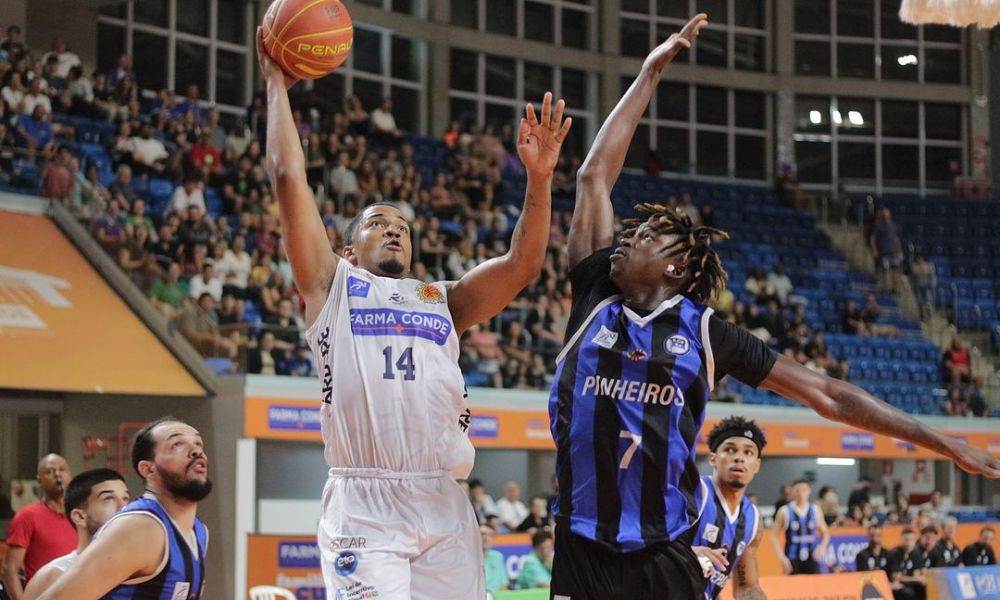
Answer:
[
  {"left": 189, "top": 260, "right": 223, "bottom": 302},
  {"left": 495, "top": 481, "right": 528, "bottom": 533},
  {"left": 40, "top": 145, "right": 75, "bottom": 202},
  {"left": 861, "top": 293, "right": 896, "bottom": 336},
  {"left": 118, "top": 224, "right": 159, "bottom": 291},
  {"left": 149, "top": 261, "right": 188, "bottom": 317},
  {"left": 91, "top": 198, "right": 128, "bottom": 255},
  {"left": 481, "top": 525, "right": 509, "bottom": 594},
  {"left": 942, "top": 335, "right": 973, "bottom": 384},
  {"left": 125, "top": 123, "right": 168, "bottom": 176},
  {"left": 177, "top": 293, "right": 238, "bottom": 359},
  {"left": 842, "top": 299, "right": 868, "bottom": 336},
  {"left": 41, "top": 55, "right": 66, "bottom": 95},
  {"left": 216, "top": 292, "right": 243, "bottom": 334},
  {"left": 768, "top": 263, "right": 794, "bottom": 305},
  {"left": 469, "top": 479, "right": 498, "bottom": 524},
  {"left": 178, "top": 83, "right": 205, "bottom": 124},
  {"left": 265, "top": 297, "right": 302, "bottom": 351},
  {"left": 1, "top": 25, "right": 27, "bottom": 62},
  {"left": 760, "top": 300, "right": 787, "bottom": 340},
  {"left": 125, "top": 198, "right": 155, "bottom": 232},
  {"left": 442, "top": 120, "right": 461, "bottom": 150},
  {"left": 516, "top": 496, "right": 552, "bottom": 533},
  {"left": 500, "top": 320, "right": 533, "bottom": 368},
  {"left": 818, "top": 486, "right": 844, "bottom": 527},
  {"left": 516, "top": 531, "right": 553, "bottom": 589},
  {"left": 246, "top": 330, "right": 283, "bottom": 375},
  {"left": 108, "top": 164, "right": 139, "bottom": 204},
  {"left": 78, "top": 163, "right": 112, "bottom": 219},
  {"left": 188, "top": 129, "right": 223, "bottom": 180},
  {"left": 370, "top": 97, "right": 402, "bottom": 145},
  {"left": 920, "top": 490, "right": 947, "bottom": 524},
  {"left": 170, "top": 171, "right": 207, "bottom": 215},
  {"left": 217, "top": 234, "right": 252, "bottom": 295},
  {"left": 43, "top": 37, "right": 81, "bottom": 79},
  {"left": 744, "top": 267, "right": 777, "bottom": 304},
  {"left": 177, "top": 205, "right": 213, "bottom": 247},
  {"left": 345, "top": 95, "right": 369, "bottom": 135},
  {"left": 107, "top": 53, "right": 137, "bottom": 87},
  {"left": 16, "top": 104, "right": 56, "bottom": 159},
  {"left": 280, "top": 342, "right": 316, "bottom": 378},
  {"left": 21, "top": 77, "right": 52, "bottom": 117},
  {"left": 2, "top": 72, "right": 27, "bottom": 116}
]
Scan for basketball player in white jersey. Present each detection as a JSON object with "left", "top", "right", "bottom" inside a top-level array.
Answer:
[
  {"left": 257, "top": 29, "right": 572, "bottom": 600},
  {"left": 23, "top": 469, "right": 130, "bottom": 600}
]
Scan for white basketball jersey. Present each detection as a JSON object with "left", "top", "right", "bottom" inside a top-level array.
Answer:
[{"left": 304, "top": 260, "right": 475, "bottom": 477}]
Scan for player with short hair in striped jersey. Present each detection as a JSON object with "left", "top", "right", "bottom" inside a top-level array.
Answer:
[
  {"left": 771, "top": 479, "right": 830, "bottom": 575},
  {"left": 550, "top": 9, "right": 1000, "bottom": 598},
  {"left": 691, "top": 417, "right": 766, "bottom": 600}
]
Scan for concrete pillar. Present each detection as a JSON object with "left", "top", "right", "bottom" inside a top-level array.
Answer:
[{"left": 773, "top": 0, "right": 797, "bottom": 174}]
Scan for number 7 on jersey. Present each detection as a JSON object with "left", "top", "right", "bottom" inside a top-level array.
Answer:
[{"left": 619, "top": 430, "right": 642, "bottom": 469}]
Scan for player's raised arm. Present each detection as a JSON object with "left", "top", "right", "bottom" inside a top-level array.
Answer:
[
  {"left": 568, "top": 13, "right": 707, "bottom": 269},
  {"left": 732, "top": 522, "right": 767, "bottom": 600},
  {"left": 256, "top": 27, "right": 339, "bottom": 325},
  {"left": 761, "top": 354, "right": 1000, "bottom": 478},
  {"left": 447, "top": 92, "right": 571, "bottom": 335},
  {"left": 36, "top": 516, "right": 165, "bottom": 600}
]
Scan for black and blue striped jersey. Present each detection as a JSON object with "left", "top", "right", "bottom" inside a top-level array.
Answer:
[{"left": 692, "top": 476, "right": 759, "bottom": 599}]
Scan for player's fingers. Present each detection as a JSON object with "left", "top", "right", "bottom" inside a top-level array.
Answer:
[
  {"left": 708, "top": 549, "right": 729, "bottom": 570},
  {"left": 518, "top": 118, "right": 529, "bottom": 144},
  {"left": 555, "top": 117, "right": 573, "bottom": 143},
  {"left": 551, "top": 98, "right": 565, "bottom": 130},
  {"left": 540, "top": 92, "right": 552, "bottom": 130},
  {"left": 526, "top": 103, "right": 539, "bottom": 129}
]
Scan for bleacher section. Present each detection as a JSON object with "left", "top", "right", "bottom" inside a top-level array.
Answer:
[{"left": 853, "top": 194, "right": 1000, "bottom": 331}]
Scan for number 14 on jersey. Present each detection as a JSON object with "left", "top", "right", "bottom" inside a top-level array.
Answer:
[{"left": 382, "top": 345, "right": 416, "bottom": 381}]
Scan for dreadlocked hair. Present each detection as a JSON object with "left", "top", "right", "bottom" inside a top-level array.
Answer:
[{"left": 622, "top": 202, "right": 730, "bottom": 303}]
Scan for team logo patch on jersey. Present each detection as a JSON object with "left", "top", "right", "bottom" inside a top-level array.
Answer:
[
  {"left": 168, "top": 582, "right": 190, "bottom": 600},
  {"left": 334, "top": 551, "right": 360, "bottom": 576},
  {"left": 626, "top": 348, "right": 647, "bottom": 361},
  {"left": 388, "top": 292, "right": 407, "bottom": 304},
  {"left": 737, "top": 540, "right": 747, "bottom": 556},
  {"left": 703, "top": 523, "right": 720, "bottom": 543},
  {"left": 349, "top": 308, "right": 453, "bottom": 345},
  {"left": 664, "top": 335, "right": 690, "bottom": 355},
  {"left": 348, "top": 276, "right": 371, "bottom": 298},
  {"left": 415, "top": 283, "right": 445, "bottom": 303},
  {"left": 591, "top": 325, "right": 618, "bottom": 349}
]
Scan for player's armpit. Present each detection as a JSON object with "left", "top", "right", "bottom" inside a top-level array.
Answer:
[{"left": 37, "top": 515, "right": 166, "bottom": 600}]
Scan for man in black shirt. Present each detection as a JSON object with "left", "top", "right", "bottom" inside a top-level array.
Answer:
[
  {"left": 896, "top": 528, "right": 926, "bottom": 600},
  {"left": 929, "top": 517, "right": 962, "bottom": 568},
  {"left": 848, "top": 477, "right": 872, "bottom": 513},
  {"left": 961, "top": 526, "right": 996, "bottom": 566},
  {"left": 856, "top": 524, "right": 902, "bottom": 591},
  {"left": 919, "top": 526, "right": 939, "bottom": 570}
]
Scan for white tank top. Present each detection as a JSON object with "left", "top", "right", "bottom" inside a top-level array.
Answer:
[{"left": 304, "top": 259, "right": 475, "bottom": 477}]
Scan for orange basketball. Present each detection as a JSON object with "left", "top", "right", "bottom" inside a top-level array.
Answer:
[{"left": 262, "top": 0, "right": 353, "bottom": 80}]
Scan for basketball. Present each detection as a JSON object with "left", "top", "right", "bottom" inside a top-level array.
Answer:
[{"left": 262, "top": 0, "right": 353, "bottom": 80}]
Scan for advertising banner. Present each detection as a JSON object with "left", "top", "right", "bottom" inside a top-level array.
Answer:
[
  {"left": 719, "top": 571, "right": 893, "bottom": 600},
  {"left": 927, "top": 565, "right": 1000, "bottom": 600}
]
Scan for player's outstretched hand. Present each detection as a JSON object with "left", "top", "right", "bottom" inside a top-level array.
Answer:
[
  {"left": 692, "top": 545, "right": 729, "bottom": 573},
  {"left": 643, "top": 13, "right": 708, "bottom": 74},
  {"left": 517, "top": 91, "right": 572, "bottom": 178},
  {"left": 256, "top": 27, "right": 299, "bottom": 90},
  {"left": 949, "top": 441, "right": 1000, "bottom": 478}
]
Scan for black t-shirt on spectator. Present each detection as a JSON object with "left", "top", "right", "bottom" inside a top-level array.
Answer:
[
  {"left": 961, "top": 542, "right": 997, "bottom": 566},
  {"left": 856, "top": 545, "right": 901, "bottom": 580},
  {"left": 566, "top": 248, "right": 778, "bottom": 388},
  {"left": 929, "top": 539, "right": 962, "bottom": 568}
]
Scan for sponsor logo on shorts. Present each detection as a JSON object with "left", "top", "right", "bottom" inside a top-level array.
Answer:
[
  {"left": 664, "top": 335, "right": 690, "bottom": 356},
  {"left": 348, "top": 276, "right": 371, "bottom": 298},
  {"left": 349, "top": 308, "right": 453, "bottom": 345},
  {"left": 469, "top": 414, "right": 498, "bottom": 438},
  {"left": 278, "top": 541, "right": 321, "bottom": 568},
  {"left": 841, "top": 432, "right": 875, "bottom": 451},
  {"left": 334, "top": 551, "right": 360, "bottom": 576},
  {"left": 268, "top": 406, "right": 322, "bottom": 431}
]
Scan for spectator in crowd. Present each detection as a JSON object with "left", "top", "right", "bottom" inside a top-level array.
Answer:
[
  {"left": 896, "top": 495, "right": 914, "bottom": 525},
  {"left": 517, "top": 530, "right": 553, "bottom": 590},
  {"left": 124, "top": 198, "right": 155, "bottom": 233},
  {"left": 43, "top": 38, "right": 80, "bottom": 79},
  {"left": 1, "top": 25, "right": 27, "bottom": 62},
  {"left": 495, "top": 481, "right": 528, "bottom": 533},
  {"left": 118, "top": 224, "right": 159, "bottom": 291},
  {"left": 188, "top": 260, "right": 223, "bottom": 302},
  {"left": 919, "top": 526, "right": 939, "bottom": 568},
  {"left": 124, "top": 123, "right": 168, "bottom": 176},
  {"left": 176, "top": 292, "right": 238, "bottom": 359},
  {"left": 469, "top": 479, "right": 498, "bottom": 525},
  {"left": 818, "top": 486, "right": 843, "bottom": 527},
  {"left": 895, "top": 528, "right": 926, "bottom": 600},
  {"left": 108, "top": 164, "right": 138, "bottom": 204},
  {"left": 265, "top": 297, "right": 302, "bottom": 351},
  {"left": 870, "top": 208, "right": 904, "bottom": 293},
  {"left": 149, "top": 261, "right": 188, "bottom": 317},
  {"left": 776, "top": 164, "right": 815, "bottom": 211},
  {"left": 39, "top": 145, "right": 75, "bottom": 202},
  {"left": 928, "top": 517, "right": 961, "bottom": 568},
  {"left": 773, "top": 484, "right": 793, "bottom": 514},
  {"left": 910, "top": 256, "right": 936, "bottom": 320},
  {"left": 961, "top": 526, "right": 996, "bottom": 566},
  {"left": 855, "top": 524, "right": 903, "bottom": 593},
  {"left": 91, "top": 198, "right": 127, "bottom": 255},
  {"left": 16, "top": 104, "right": 55, "bottom": 160},
  {"left": 280, "top": 342, "right": 316, "bottom": 378},
  {"left": 515, "top": 496, "right": 552, "bottom": 534},
  {"left": 942, "top": 335, "right": 973, "bottom": 385},
  {"left": 768, "top": 263, "right": 794, "bottom": 305},
  {"left": 842, "top": 299, "right": 868, "bottom": 336},
  {"left": 217, "top": 234, "right": 252, "bottom": 295},
  {"left": 246, "top": 330, "right": 283, "bottom": 375},
  {"left": 1, "top": 454, "right": 76, "bottom": 599},
  {"left": 106, "top": 53, "right": 136, "bottom": 87},
  {"left": 370, "top": 97, "right": 402, "bottom": 145},
  {"left": 481, "top": 525, "right": 509, "bottom": 594},
  {"left": 2, "top": 72, "right": 27, "bottom": 116},
  {"left": 848, "top": 477, "right": 872, "bottom": 513}
]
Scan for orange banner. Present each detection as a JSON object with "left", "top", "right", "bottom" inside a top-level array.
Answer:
[
  {"left": 245, "top": 396, "right": 1000, "bottom": 458},
  {"left": 0, "top": 210, "right": 203, "bottom": 396},
  {"left": 719, "top": 571, "right": 894, "bottom": 600}
]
